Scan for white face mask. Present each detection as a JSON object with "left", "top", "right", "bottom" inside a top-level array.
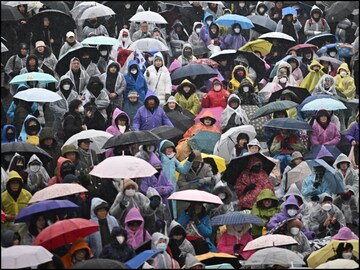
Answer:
[
  {"left": 243, "top": 86, "right": 249, "bottom": 92},
  {"left": 340, "top": 71, "right": 347, "bottom": 77},
  {"left": 342, "top": 252, "right": 353, "bottom": 260},
  {"left": 321, "top": 203, "right": 332, "bottom": 212},
  {"left": 125, "top": 189, "right": 135, "bottom": 197},
  {"left": 234, "top": 28, "right": 241, "bottom": 34},
  {"left": 239, "top": 3, "right": 245, "bottom": 7},
  {"left": 287, "top": 209, "right": 298, "bottom": 217},
  {"left": 146, "top": 145, "right": 155, "bottom": 152},
  {"left": 196, "top": 28, "right": 201, "bottom": 34},
  {"left": 125, "top": 3, "right": 131, "bottom": 9},
  {"left": 118, "top": 125, "right": 126, "bottom": 133},
  {"left": 206, "top": 20, "right": 212, "bottom": 26},
  {"left": 116, "top": 235, "right": 125, "bottom": 244},
  {"left": 78, "top": 106, "right": 84, "bottom": 113},
  {"left": 218, "top": 193, "right": 226, "bottom": 200},
  {"left": 100, "top": 50, "right": 107, "bottom": 56},
  {"left": 121, "top": 36, "right": 128, "bottom": 41},
  {"left": 130, "top": 69, "right": 137, "bottom": 75},
  {"left": 280, "top": 77, "right": 287, "bottom": 84},
  {"left": 166, "top": 152, "right": 176, "bottom": 159},
  {"left": 30, "top": 165, "right": 40, "bottom": 173},
  {"left": 329, "top": 51, "right": 336, "bottom": 57},
  {"left": 290, "top": 227, "right": 300, "bottom": 235},
  {"left": 214, "top": 85, "right": 221, "bottom": 91},
  {"left": 63, "top": 84, "right": 71, "bottom": 91},
  {"left": 156, "top": 242, "right": 167, "bottom": 251},
  {"left": 259, "top": 7, "right": 265, "bottom": 13}
]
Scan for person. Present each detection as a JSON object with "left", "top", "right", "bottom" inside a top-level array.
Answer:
[
  {"left": 117, "top": 28, "right": 133, "bottom": 49},
  {"left": 231, "top": 132, "right": 250, "bottom": 159},
  {"left": 308, "top": 193, "right": 346, "bottom": 238},
  {"left": 122, "top": 91, "right": 143, "bottom": 125},
  {"left": 59, "top": 31, "right": 82, "bottom": 59},
  {"left": 61, "top": 237, "right": 93, "bottom": 268},
  {"left": 174, "top": 79, "right": 201, "bottom": 116},
  {"left": 304, "top": 5, "right": 331, "bottom": 40},
  {"left": 184, "top": 253, "right": 205, "bottom": 269},
  {"left": 345, "top": 112, "right": 359, "bottom": 165},
  {"left": 251, "top": 188, "right": 281, "bottom": 238},
  {"left": 320, "top": 59, "right": 338, "bottom": 77},
  {"left": 25, "top": 154, "right": 49, "bottom": 194},
  {"left": 333, "top": 153, "right": 359, "bottom": 195},
  {"left": 312, "top": 74, "right": 337, "bottom": 96},
  {"left": 273, "top": 61, "right": 298, "bottom": 86},
  {"left": 249, "top": 2, "right": 269, "bottom": 41},
  {"left": 99, "top": 225, "right": 136, "bottom": 263},
  {"left": 18, "top": 114, "right": 42, "bottom": 145},
  {"left": 234, "top": 78, "right": 262, "bottom": 106},
  {"left": 333, "top": 186, "right": 359, "bottom": 227},
  {"left": 301, "top": 164, "right": 335, "bottom": 199},
  {"left": 23, "top": 214, "right": 47, "bottom": 245},
  {"left": 77, "top": 50, "right": 101, "bottom": 78},
  {"left": 82, "top": 17, "right": 109, "bottom": 39},
  {"left": 228, "top": 64, "right": 253, "bottom": 94},
  {"left": 19, "top": 54, "right": 44, "bottom": 75},
  {"left": 275, "top": 10, "right": 302, "bottom": 43},
  {"left": 5, "top": 153, "right": 28, "bottom": 184},
  {"left": 170, "top": 19, "right": 189, "bottom": 42},
  {"left": 188, "top": 22, "right": 207, "bottom": 56},
  {"left": 207, "top": 180, "right": 234, "bottom": 219},
  {"left": 269, "top": 1, "right": 284, "bottom": 23},
  {"left": 177, "top": 43, "right": 197, "bottom": 66},
  {"left": 123, "top": 60, "right": 148, "bottom": 104},
  {"left": 311, "top": 109, "right": 341, "bottom": 146},
  {"left": 124, "top": 207, "right": 152, "bottom": 249},
  {"left": 179, "top": 1, "right": 205, "bottom": 35},
  {"left": 300, "top": 60, "right": 325, "bottom": 93},
  {"left": 61, "top": 145, "right": 89, "bottom": 178},
  {"left": 1, "top": 124, "right": 17, "bottom": 143},
  {"left": 201, "top": 78, "right": 230, "bottom": 109},
  {"left": 182, "top": 110, "right": 220, "bottom": 141},
  {"left": 32, "top": 40, "right": 58, "bottom": 76},
  {"left": 77, "top": 139, "right": 99, "bottom": 169},
  {"left": 64, "top": 57, "right": 90, "bottom": 95},
  {"left": 62, "top": 99, "right": 85, "bottom": 142},
  {"left": 199, "top": 22, "right": 223, "bottom": 54},
  {"left": 329, "top": 242, "right": 359, "bottom": 262},
  {"left": 151, "top": 232, "right": 180, "bottom": 269},
  {"left": 97, "top": 45, "right": 113, "bottom": 74},
  {"left": 132, "top": 21, "right": 151, "bottom": 41},
  {"left": 87, "top": 197, "right": 119, "bottom": 258},
  {"left": 334, "top": 62, "right": 356, "bottom": 100},
  {"left": 105, "top": 108, "right": 131, "bottom": 136},
  {"left": 48, "top": 157, "right": 76, "bottom": 185},
  {"left": 1, "top": 230, "right": 21, "bottom": 247},
  {"left": 222, "top": 23, "right": 248, "bottom": 50}
]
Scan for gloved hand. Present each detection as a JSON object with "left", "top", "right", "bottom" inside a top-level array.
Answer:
[
  {"left": 120, "top": 199, "right": 129, "bottom": 210},
  {"left": 150, "top": 196, "right": 161, "bottom": 210},
  {"left": 313, "top": 181, "right": 321, "bottom": 188},
  {"left": 187, "top": 151, "right": 196, "bottom": 162},
  {"left": 243, "top": 183, "right": 256, "bottom": 194}
]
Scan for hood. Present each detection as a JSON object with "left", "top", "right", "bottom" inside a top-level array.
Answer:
[
  {"left": 185, "top": 253, "right": 205, "bottom": 269},
  {"left": 255, "top": 2, "right": 269, "bottom": 15},
  {"left": 124, "top": 207, "right": 144, "bottom": 224},
  {"left": 164, "top": 95, "right": 180, "bottom": 107},
  {"left": 6, "top": 170, "right": 24, "bottom": 184},
  {"left": 110, "top": 225, "right": 128, "bottom": 243},
  {"left": 315, "top": 74, "right": 336, "bottom": 94},
  {"left": 153, "top": 51, "right": 164, "bottom": 63},
  {"left": 316, "top": 145, "right": 334, "bottom": 160},
  {"left": 182, "top": 43, "right": 193, "bottom": 57},
  {"left": 280, "top": 89, "right": 298, "bottom": 102},
  {"left": 26, "top": 54, "right": 39, "bottom": 71},
  {"left": 90, "top": 197, "right": 109, "bottom": 219},
  {"left": 20, "top": 114, "right": 42, "bottom": 139},
  {"left": 213, "top": 181, "right": 233, "bottom": 204},
  {"left": 39, "top": 127, "right": 57, "bottom": 144},
  {"left": 168, "top": 220, "right": 186, "bottom": 237},
  {"left": 176, "top": 79, "right": 196, "bottom": 95},
  {"left": 159, "top": 139, "right": 176, "bottom": 154},
  {"left": 56, "top": 156, "right": 73, "bottom": 183},
  {"left": 87, "top": 76, "right": 104, "bottom": 94},
  {"left": 203, "top": 11, "right": 214, "bottom": 25},
  {"left": 200, "top": 110, "right": 217, "bottom": 125},
  {"left": 211, "top": 77, "right": 223, "bottom": 88},
  {"left": 58, "top": 74, "right": 74, "bottom": 91},
  {"left": 26, "top": 154, "right": 43, "bottom": 169},
  {"left": 127, "top": 59, "right": 140, "bottom": 72},
  {"left": 283, "top": 194, "right": 300, "bottom": 210},
  {"left": 172, "top": 19, "right": 184, "bottom": 30},
  {"left": 193, "top": 22, "right": 203, "bottom": 32},
  {"left": 337, "top": 62, "right": 350, "bottom": 74},
  {"left": 333, "top": 153, "right": 351, "bottom": 169},
  {"left": 7, "top": 153, "right": 24, "bottom": 173},
  {"left": 146, "top": 187, "right": 162, "bottom": 201},
  {"left": 144, "top": 89, "right": 160, "bottom": 108},
  {"left": 227, "top": 94, "right": 241, "bottom": 106},
  {"left": 284, "top": 183, "right": 304, "bottom": 204},
  {"left": 247, "top": 155, "right": 264, "bottom": 170},
  {"left": 255, "top": 188, "right": 279, "bottom": 208},
  {"left": 247, "top": 138, "right": 262, "bottom": 151},
  {"left": 111, "top": 108, "right": 131, "bottom": 129},
  {"left": 118, "top": 28, "right": 131, "bottom": 42},
  {"left": 151, "top": 232, "right": 169, "bottom": 250},
  {"left": 319, "top": 192, "right": 333, "bottom": 203},
  {"left": 310, "top": 4, "right": 323, "bottom": 16},
  {"left": 1, "top": 124, "right": 17, "bottom": 143},
  {"left": 106, "top": 60, "right": 120, "bottom": 73},
  {"left": 68, "top": 237, "right": 92, "bottom": 258},
  {"left": 277, "top": 61, "right": 292, "bottom": 77},
  {"left": 231, "top": 64, "right": 249, "bottom": 81},
  {"left": 309, "top": 59, "right": 324, "bottom": 72}
]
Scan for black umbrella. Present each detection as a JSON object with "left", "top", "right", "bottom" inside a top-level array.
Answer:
[
  {"left": 150, "top": 125, "right": 184, "bottom": 140},
  {"left": 41, "top": 1, "right": 71, "bottom": 14},
  {"left": 234, "top": 51, "right": 266, "bottom": 83},
  {"left": 252, "top": 100, "right": 298, "bottom": 120},
  {"left": 325, "top": 1, "right": 359, "bottom": 23},
  {"left": 103, "top": 130, "right": 161, "bottom": 149},
  {"left": 1, "top": 142, "right": 53, "bottom": 164},
  {"left": 264, "top": 118, "right": 313, "bottom": 131},
  {"left": 158, "top": 1, "right": 192, "bottom": 7},
  {"left": 247, "top": 15, "right": 277, "bottom": 34},
  {"left": 55, "top": 45, "right": 100, "bottom": 76},
  {"left": 1, "top": 5, "right": 24, "bottom": 22},
  {"left": 222, "top": 152, "right": 276, "bottom": 187},
  {"left": 165, "top": 110, "right": 195, "bottom": 133},
  {"left": 171, "top": 64, "right": 218, "bottom": 85},
  {"left": 71, "top": 258, "right": 128, "bottom": 269},
  {"left": 268, "top": 86, "right": 311, "bottom": 104}
]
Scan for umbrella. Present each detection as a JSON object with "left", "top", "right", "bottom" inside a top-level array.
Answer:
[
  {"left": 204, "top": 263, "right": 234, "bottom": 269},
  {"left": 211, "top": 211, "right": 264, "bottom": 226},
  {"left": 71, "top": 259, "right": 128, "bottom": 269},
  {"left": 317, "top": 56, "right": 342, "bottom": 71},
  {"left": 268, "top": 86, "right": 311, "bottom": 104},
  {"left": 3, "top": 1, "right": 34, "bottom": 7},
  {"left": 222, "top": 152, "right": 276, "bottom": 187},
  {"left": 234, "top": 51, "right": 267, "bottom": 83},
  {"left": 214, "top": 14, "right": 254, "bottom": 29},
  {"left": 244, "top": 234, "right": 298, "bottom": 251},
  {"left": 304, "top": 145, "right": 341, "bottom": 161},
  {"left": 82, "top": 36, "right": 120, "bottom": 46},
  {"left": 242, "top": 105, "right": 270, "bottom": 138},
  {"left": 171, "top": 64, "right": 218, "bottom": 85},
  {"left": 325, "top": 1, "right": 359, "bottom": 23},
  {"left": 1, "top": 42, "right": 8, "bottom": 53},
  {"left": 128, "top": 38, "right": 169, "bottom": 52},
  {"left": 14, "top": 199, "right": 79, "bottom": 223},
  {"left": 282, "top": 7, "right": 297, "bottom": 16},
  {"left": 285, "top": 161, "right": 312, "bottom": 191},
  {"left": 33, "top": 218, "right": 99, "bottom": 251},
  {"left": 244, "top": 247, "right": 305, "bottom": 266},
  {"left": 125, "top": 250, "right": 162, "bottom": 269},
  {"left": 62, "top": 129, "right": 113, "bottom": 154},
  {"left": 200, "top": 1, "right": 225, "bottom": 7},
  {"left": 301, "top": 98, "right": 347, "bottom": 112},
  {"left": 69, "top": 1, "right": 101, "bottom": 21},
  {"left": 239, "top": 39, "right": 272, "bottom": 56},
  {"left": 89, "top": 155, "right": 157, "bottom": 179},
  {"left": 307, "top": 239, "right": 359, "bottom": 268},
  {"left": 316, "top": 259, "right": 359, "bottom": 269},
  {"left": 9, "top": 72, "right": 58, "bottom": 85},
  {"left": 252, "top": 100, "right": 298, "bottom": 120},
  {"left": 29, "top": 184, "right": 88, "bottom": 204},
  {"left": 188, "top": 130, "right": 221, "bottom": 154},
  {"left": 13, "top": 88, "right": 62, "bottom": 103},
  {"left": 259, "top": 32, "right": 296, "bottom": 43},
  {"left": 165, "top": 111, "right": 195, "bottom": 133},
  {"left": 209, "top": 49, "right": 236, "bottom": 62},
  {"left": 1, "top": 5, "right": 24, "bottom": 21},
  {"left": 196, "top": 252, "right": 241, "bottom": 269},
  {"left": 129, "top": 10, "right": 167, "bottom": 24},
  {"left": 247, "top": 15, "right": 277, "bottom": 34},
  {"left": 192, "top": 58, "right": 219, "bottom": 68},
  {"left": 1, "top": 142, "right": 53, "bottom": 164},
  {"left": 213, "top": 125, "right": 257, "bottom": 164},
  {"left": 286, "top": 43, "right": 318, "bottom": 54},
  {"left": 305, "top": 33, "right": 337, "bottom": 48},
  {"left": 78, "top": 5, "right": 115, "bottom": 20},
  {"left": 264, "top": 118, "right": 313, "bottom": 131},
  {"left": 150, "top": 125, "right": 183, "bottom": 141},
  {"left": 158, "top": 1, "right": 192, "bottom": 8},
  {"left": 41, "top": 1, "right": 70, "bottom": 14},
  {"left": 1, "top": 245, "right": 53, "bottom": 269},
  {"left": 103, "top": 130, "right": 161, "bottom": 149},
  {"left": 55, "top": 44, "right": 100, "bottom": 76},
  {"left": 168, "top": 190, "right": 223, "bottom": 205}
]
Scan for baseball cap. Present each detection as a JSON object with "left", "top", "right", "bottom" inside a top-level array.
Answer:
[{"left": 66, "top": 31, "right": 75, "bottom": 38}]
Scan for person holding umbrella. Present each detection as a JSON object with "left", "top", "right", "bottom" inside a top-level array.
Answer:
[
  {"left": 82, "top": 17, "right": 109, "bottom": 40},
  {"left": 275, "top": 8, "right": 302, "bottom": 44}
]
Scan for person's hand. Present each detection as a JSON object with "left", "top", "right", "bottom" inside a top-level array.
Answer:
[
  {"left": 314, "top": 31, "right": 321, "bottom": 35},
  {"left": 86, "top": 110, "right": 92, "bottom": 118},
  {"left": 323, "top": 216, "right": 331, "bottom": 226},
  {"left": 187, "top": 151, "right": 196, "bottom": 162},
  {"left": 82, "top": 124, "right": 87, "bottom": 130},
  {"left": 110, "top": 93, "right": 117, "bottom": 99},
  {"left": 202, "top": 93, "right": 208, "bottom": 99},
  {"left": 331, "top": 215, "right": 337, "bottom": 224},
  {"left": 120, "top": 199, "right": 129, "bottom": 209},
  {"left": 352, "top": 140, "right": 357, "bottom": 146}
]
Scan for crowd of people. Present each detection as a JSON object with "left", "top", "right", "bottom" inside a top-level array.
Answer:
[{"left": 1, "top": 1, "right": 359, "bottom": 269}]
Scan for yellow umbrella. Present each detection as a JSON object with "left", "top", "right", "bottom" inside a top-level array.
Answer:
[
  {"left": 239, "top": 39, "right": 272, "bottom": 56},
  {"left": 307, "top": 240, "right": 359, "bottom": 268}
]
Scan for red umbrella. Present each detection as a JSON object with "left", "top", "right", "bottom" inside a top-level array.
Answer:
[
  {"left": 192, "top": 58, "right": 219, "bottom": 68},
  {"left": 33, "top": 218, "right": 99, "bottom": 251},
  {"left": 286, "top": 43, "right": 318, "bottom": 54}
]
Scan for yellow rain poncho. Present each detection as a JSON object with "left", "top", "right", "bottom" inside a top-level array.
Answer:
[
  {"left": 299, "top": 60, "right": 325, "bottom": 93},
  {"left": 334, "top": 62, "right": 356, "bottom": 100}
]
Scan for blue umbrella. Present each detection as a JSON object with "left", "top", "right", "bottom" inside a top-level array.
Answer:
[
  {"left": 125, "top": 250, "right": 162, "bottom": 269},
  {"left": 301, "top": 98, "right": 347, "bottom": 112},
  {"left": 9, "top": 72, "right": 58, "bottom": 85},
  {"left": 14, "top": 199, "right": 79, "bottom": 223},
  {"left": 81, "top": 36, "right": 120, "bottom": 46},
  {"left": 188, "top": 130, "right": 221, "bottom": 154},
  {"left": 214, "top": 14, "right": 254, "bottom": 29},
  {"left": 211, "top": 211, "right": 264, "bottom": 226},
  {"left": 282, "top": 7, "right": 297, "bottom": 16},
  {"left": 305, "top": 33, "right": 337, "bottom": 48},
  {"left": 264, "top": 118, "right": 313, "bottom": 131}
]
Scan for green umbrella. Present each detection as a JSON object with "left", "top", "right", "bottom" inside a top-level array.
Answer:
[{"left": 252, "top": 100, "right": 298, "bottom": 119}]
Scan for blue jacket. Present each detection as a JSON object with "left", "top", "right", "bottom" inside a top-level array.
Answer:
[
  {"left": 123, "top": 60, "right": 148, "bottom": 103},
  {"left": 1, "top": 124, "right": 17, "bottom": 143},
  {"left": 222, "top": 26, "right": 248, "bottom": 50},
  {"left": 18, "top": 114, "right": 42, "bottom": 142},
  {"left": 301, "top": 172, "right": 334, "bottom": 198}
]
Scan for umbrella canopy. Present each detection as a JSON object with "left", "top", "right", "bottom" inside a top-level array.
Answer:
[
  {"left": 1, "top": 42, "right": 8, "bottom": 53},
  {"left": 171, "top": 64, "right": 217, "bottom": 85},
  {"left": 125, "top": 250, "right": 162, "bottom": 269},
  {"left": 13, "top": 88, "right": 62, "bottom": 103},
  {"left": 9, "top": 72, "right": 58, "bottom": 85},
  {"left": 103, "top": 130, "right": 161, "bottom": 149},
  {"left": 150, "top": 125, "right": 183, "bottom": 141},
  {"left": 29, "top": 184, "right": 88, "bottom": 204},
  {"left": 211, "top": 211, "right": 264, "bottom": 226},
  {"left": 188, "top": 130, "right": 221, "bottom": 155},
  {"left": 244, "top": 234, "right": 298, "bottom": 251},
  {"left": 285, "top": 161, "right": 312, "bottom": 191},
  {"left": 192, "top": 58, "right": 219, "bottom": 68},
  {"left": 259, "top": 32, "right": 296, "bottom": 42},
  {"left": 252, "top": 100, "right": 298, "bottom": 120},
  {"left": 129, "top": 10, "right": 167, "bottom": 24},
  {"left": 33, "top": 218, "right": 99, "bottom": 251},
  {"left": 213, "top": 125, "right": 257, "bottom": 164},
  {"left": 168, "top": 190, "right": 223, "bottom": 205},
  {"left": 128, "top": 38, "right": 169, "bottom": 52},
  {"left": 234, "top": 51, "right": 266, "bottom": 83},
  {"left": 202, "top": 153, "right": 226, "bottom": 174},
  {"left": 316, "top": 258, "right": 359, "bottom": 269},
  {"left": 78, "top": 5, "right": 115, "bottom": 20},
  {"left": 239, "top": 39, "right": 272, "bottom": 56},
  {"left": 241, "top": 105, "right": 270, "bottom": 138},
  {"left": 3, "top": 1, "right": 34, "bottom": 7},
  {"left": 1, "top": 4, "right": 24, "bottom": 22},
  {"left": 165, "top": 111, "right": 195, "bottom": 133},
  {"left": 1, "top": 245, "right": 53, "bottom": 269},
  {"left": 1, "top": 142, "right": 53, "bottom": 164},
  {"left": 317, "top": 55, "right": 342, "bottom": 71},
  {"left": 209, "top": 49, "right": 236, "bottom": 62},
  {"left": 325, "top": 1, "right": 359, "bottom": 23},
  {"left": 15, "top": 199, "right": 79, "bottom": 223},
  {"left": 158, "top": 1, "right": 192, "bottom": 7},
  {"left": 196, "top": 252, "right": 241, "bottom": 269},
  {"left": 89, "top": 155, "right": 157, "bottom": 179},
  {"left": 244, "top": 247, "right": 305, "bottom": 266},
  {"left": 247, "top": 15, "right": 277, "bottom": 34},
  {"left": 70, "top": 1, "right": 101, "bottom": 21},
  {"left": 307, "top": 239, "right": 359, "bottom": 268},
  {"left": 301, "top": 98, "right": 347, "bottom": 112},
  {"left": 41, "top": 1, "right": 70, "bottom": 14},
  {"left": 82, "top": 36, "right": 120, "bottom": 46},
  {"left": 282, "top": 7, "right": 297, "bottom": 16},
  {"left": 71, "top": 258, "right": 128, "bottom": 269},
  {"left": 304, "top": 145, "right": 341, "bottom": 161},
  {"left": 286, "top": 43, "right": 318, "bottom": 54},
  {"left": 62, "top": 129, "right": 113, "bottom": 154},
  {"left": 264, "top": 118, "right": 313, "bottom": 131},
  {"left": 305, "top": 33, "right": 337, "bottom": 48},
  {"left": 268, "top": 86, "right": 311, "bottom": 104},
  {"left": 214, "top": 14, "right": 254, "bottom": 29},
  {"left": 195, "top": 107, "right": 223, "bottom": 130}
]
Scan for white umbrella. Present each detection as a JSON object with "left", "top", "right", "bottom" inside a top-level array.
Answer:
[
  {"left": 82, "top": 36, "right": 120, "bottom": 46},
  {"left": 129, "top": 10, "right": 168, "bottom": 24},
  {"left": 200, "top": 1, "right": 225, "bottom": 8},
  {"left": 70, "top": 2, "right": 104, "bottom": 21},
  {"left": 259, "top": 32, "right": 296, "bottom": 42},
  {"left": 3, "top": 1, "right": 35, "bottom": 7},
  {"left": 62, "top": 129, "right": 113, "bottom": 154},
  {"left": 244, "top": 234, "right": 298, "bottom": 251},
  {"left": 316, "top": 259, "right": 359, "bottom": 269},
  {"left": 78, "top": 5, "right": 115, "bottom": 21},
  {"left": 2, "top": 245, "right": 53, "bottom": 269},
  {"left": 209, "top": 49, "right": 236, "bottom": 61},
  {"left": 128, "top": 38, "right": 169, "bottom": 52},
  {"left": 1, "top": 42, "right": 8, "bottom": 53},
  {"left": 13, "top": 88, "right": 62, "bottom": 102},
  {"left": 244, "top": 247, "right": 305, "bottom": 266}
]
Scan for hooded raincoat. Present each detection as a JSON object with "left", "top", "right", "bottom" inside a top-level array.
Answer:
[
  {"left": 228, "top": 65, "right": 254, "bottom": 93},
  {"left": 334, "top": 63, "right": 356, "bottom": 99},
  {"left": 124, "top": 207, "right": 152, "bottom": 249},
  {"left": 201, "top": 77, "right": 230, "bottom": 109},
  {"left": 105, "top": 108, "right": 131, "bottom": 136},
  {"left": 174, "top": 79, "right": 201, "bottom": 116},
  {"left": 123, "top": 60, "right": 148, "bottom": 103},
  {"left": 299, "top": 60, "right": 325, "bottom": 92},
  {"left": 220, "top": 94, "right": 249, "bottom": 131}
]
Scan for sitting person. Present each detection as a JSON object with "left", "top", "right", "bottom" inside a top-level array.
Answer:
[
  {"left": 311, "top": 109, "right": 341, "bottom": 146},
  {"left": 174, "top": 79, "right": 201, "bottom": 116},
  {"left": 201, "top": 78, "right": 230, "bottom": 109},
  {"left": 220, "top": 94, "right": 249, "bottom": 133},
  {"left": 61, "top": 237, "right": 93, "bottom": 268}
]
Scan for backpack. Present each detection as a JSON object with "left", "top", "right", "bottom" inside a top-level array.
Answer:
[{"left": 308, "top": 18, "right": 326, "bottom": 31}]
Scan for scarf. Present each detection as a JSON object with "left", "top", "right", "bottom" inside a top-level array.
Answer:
[
  {"left": 282, "top": 17, "right": 297, "bottom": 43},
  {"left": 98, "top": 218, "right": 111, "bottom": 247},
  {"left": 106, "top": 72, "right": 117, "bottom": 93}
]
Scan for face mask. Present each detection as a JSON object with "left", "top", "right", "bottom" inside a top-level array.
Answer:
[
  {"left": 28, "top": 125, "right": 38, "bottom": 133},
  {"left": 125, "top": 189, "right": 135, "bottom": 197},
  {"left": 321, "top": 203, "right": 332, "bottom": 212},
  {"left": 290, "top": 227, "right": 300, "bottom": 235},
  {"left": 63, "top": 84, "right": 71, "bottom": 91},
  {"left": 30, "top": 165, "right": 40, "bottom": 173},
  {"left": 100, "top": 50, "right": 107, "bottom": 56},
  {"left": 239, "top": 3, "right": 245, "bottom": 7},
  {"left": 340, "top": 71, "right": 347, "bottom": 77},
  {"left": 243, "top": 86, "right": 249, "bottom": 92},
  {"left": 166, "top": 153, "right": 176, "bottom": 159},
  {"left": 214, "top": 85, "right": 221, "bottom": 91},
  {"left": 329, "top": 51, "right": 336, "bottom": 57},
  {"left": 116, "top": 235, "right": 125, "bottom": 244},
  {"left": 118, "top": 125, "right": 126, "bottom": 133},
  {"left": 15, "top": 164, "right": 24, "bottom": 171},
  {"left": 206, "top": 20, "right": 212, "bottom": 26},
  {"left": 287, "top": 209, "right": 297, "bottom": 217},
  {"left": 125, "top": 3, "right": 131, "bottom": 9},
  {"left": 146, "top": 145, "right": 155, "bottom": 152},
  {"left": 7, "top": 133, "right": 15, "bottom": 141},
  {"left": 196, "top": 28, "right": 201, "bottom": 34},
  {"left": 218, "top": 193, "right": 226, "bottom": 200},
  {"left": 280, "top": 77, "right": 287, "bottom": 84},
  {"left": 130, "top": 69, "right": 137, "bottom": 75},
  {"left": 78, "top": 106, "right": 84, "bottom": 113},
  {"left": 156, "top": 242, "right": 167, "bottom": 251},
  {"left": 342, "top": 252, "right": 353, "bottom": 260},
  {"left": 259, "top": 7, "right": 265, "bottom": 13},
  {"left": 234, "top": 28, "right": 241, "bottom": 33},
  {"left": 121, "top": 36, "right": 128, "bottom": 41}
]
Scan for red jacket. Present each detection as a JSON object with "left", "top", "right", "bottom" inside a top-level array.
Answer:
[{"left": 201, "top": 78, "right": 230, "bottom": 109}]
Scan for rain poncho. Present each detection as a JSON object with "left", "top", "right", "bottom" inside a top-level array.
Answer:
[
  {"left": 151, "top": 232, "right": 180, "bottom": 269},
  {"left": 18, "top": 114, "right": 42, "bottom": 145},
  {"left": 301, "top": 166, "right": 337, "bottom": 198},
  {"left": 168, "top": 220, "right": 196, "bottom": 257},
  {"left": 333, "top": 154, "right": 359, "bottom": 195},
  {"left": 201, "top": 78, "right": 230, "bottom": 109},
  {"left": 310, "top": 110, "right": 340, "bottom": 145},
  {"left": 1, "top": 124, "right": 17, "bottom": 143},
  {"left": 312, "top": 74, "right": 337, "bottom": 96},
  {"left": 124, "top": 207, "right": 152, "bottom": 249},
  {"left": 174, "top": 80, "right": 201, "bottom": 116},
  {"left": 334, "top": 63, "right": 356, "bottom": 99},
  {"left": 123, "top": 60, "right": 148, "bottom": 103},
  {"left": 105, "top": 108, "right": 131, "bottom": 136},
  {"left": 61, "top": 237, "right": 92, "bottom": 268},
  {"left": 220, "top": 94, "right": 249, "bottom": 131},
  {"left": 303, "top": 5, "right": 331, "bottom": 39},
  {"left": 228, "top": 64, "right": 253, "bottom": 93},
  {"left": 25, "top": 154, "right": 49, "bottom": 194},
  {"left": 182, "top": 110, "right": 220, "bottom": 140},
  {"left": 177, "top": 43, "right": 197, "bottom": 66},
  {"left": 65, "top": 57, "right": 90, "bottom": 94},
  {"left": 299, "top": 60, "right": 325, "bottom": 92}
]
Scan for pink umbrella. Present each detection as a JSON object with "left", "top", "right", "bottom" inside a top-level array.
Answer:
[
  {"left": 168, "top": 190, "right": 223, "bottom": 205},
  {"left": 243, "top": 234, "right": 298, "bottom": 251},
  {"left": 89, "top": 155, "right": 157, "bottom": 179},
  {"left": 195, "top": 107, "right": 224, "bottom": 130},
  {"left": 29, "top": 184, "right": 88, "bottom": 204},
  {"left": 192, "top": 58, "right": 219, "bottom": 68}
]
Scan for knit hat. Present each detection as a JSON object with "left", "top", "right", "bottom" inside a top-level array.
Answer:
[
  {"left": 291, "top": 151, "right": 304, "bottom": 162},
  {"left": 286, "top": 218, "right": 303, "bottom": 229},
  {"left": 35, "top": 41, "right": 46, "bottom": 49},
  {"left": 61, "top": 144, "right": 79, "bottom": 157},
  {"left": 123, "top": 179, "right": 138, "bottom": 191}
]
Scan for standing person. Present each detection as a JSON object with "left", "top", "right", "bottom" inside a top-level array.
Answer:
[
  {"left": 174, "top": 80, "right": 201, "bottom": 117},
  {"left": 269, "top": 1, "right": 284, "bottom": 23},
  {"left": 275, "top": 9, "right": 302, "bottom": 43},
  {"left": 77, "top": 139, "right": 99, "bottom": 170},
  {"left": 18, "top": 114, "right": 42, "bottom": 145},
  {"left": 188, "top": 22, "right": 207, "bottom": 56},
  {"left": 203, "top": 2, "right": 223, "bottom": 19},
  {"left": 65, "top": 57, "right": 90, "bottom": 95},
  {"left": 82, "top": 17, "right": 109, "bottom": 39},
  {"left": 122, "top": 91, "right": 143, "bottom": 125},
  {"left": 105, "top": 108, "right": 131, "bottom": 136},
  {"left": 170, "top": 20, "right": 189, "bottom": 42},
  {"left": 32, "top": 40, "right": 58, "bottom": 76},
  {"left": 304, "top": 5, "right": 331, "bottom": 40},
  {"left": 132, "top": 21, "right": 151, "bottom": 42},
  {"left": 19, "top": 54, "right": 43, "bottom": 75},
  {"left": 150, "top": 232, "right": 180, "bottom": 269},
  {"left": 25, "top": 154, "right": 49, "bottom": 194},
  {"left": 62, "top": 99, "right": 85, "bottom": 142},
  {"left": 222, "top": 23, "right": 248, "bottom": 50},
  {"left": 124, "top": 207, "right": 152, "bottom": 249},
  {"left": 59, "top": 31, "right": 82, "bottom": 59},
  {"left": 123, "top": 60, "right": 148, "bottom": 104},
  {"left": 201, "top": 78, "right": 230, "bottom": 109}
]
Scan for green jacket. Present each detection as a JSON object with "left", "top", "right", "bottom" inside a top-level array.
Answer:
[{"left": 174, "top": 79, "right": 201, "bottom": 116}]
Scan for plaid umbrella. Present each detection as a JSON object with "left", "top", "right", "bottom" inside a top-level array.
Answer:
[
  {"left": 188, "top": 130, "right": 221, "bottom": 154},
  {"left": 211, "top": 211, "right": 264, "bottom": 226}
]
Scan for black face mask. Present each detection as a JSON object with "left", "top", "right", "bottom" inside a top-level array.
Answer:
[
  {"left": 61, "top": 163, "right": 75, "bottom": 177},
  {"left": 15, "top": 164, "right": 25, "bottom": 172},
  {"left": 7, "top": 133, "right": 15, "bottom": 141},
  {"left": 27, "top": 125, "right": 38, "bottom": 134},
  {"left": 81, "top": 58, "right": 91, "bottom": 66},
  {"left": 250, "top": 164, "right": 262, "bottom": 173}
]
